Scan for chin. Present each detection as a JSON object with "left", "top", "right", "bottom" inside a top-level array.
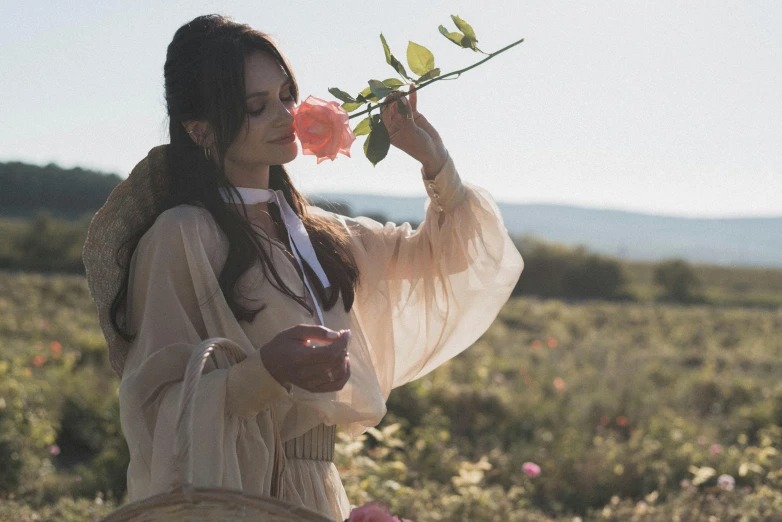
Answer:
[{"left": 279, "top": 145, "right": 299, "bottom": 163}]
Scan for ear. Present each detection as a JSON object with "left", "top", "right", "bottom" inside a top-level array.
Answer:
[{"left": 182, "top": 120, "right": 213, "bottom": 147}]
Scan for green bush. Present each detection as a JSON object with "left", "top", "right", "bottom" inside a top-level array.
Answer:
[
  {"left": 513, "top": 236, "right": 630, "bottom": 300},
  {"left": 1, "top": 210, "right": 89, "bottom": 273},
  {"left": 653, "top": 258, "right": 703, "bottom": 303},
  {"left": 563, "top": 254, "right": 628, "bottom": 300}
]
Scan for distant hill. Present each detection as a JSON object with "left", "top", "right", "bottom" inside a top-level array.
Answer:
[
  {"left": 309, "top": 192, "right": 782, "bottom": 269},
  {"left": 2, "top": 160, "right": 780, "bottom": 268}
]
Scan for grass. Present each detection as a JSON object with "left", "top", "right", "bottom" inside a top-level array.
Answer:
[{"left": 0, "top": 269, "right": 780, "bottom": 521}]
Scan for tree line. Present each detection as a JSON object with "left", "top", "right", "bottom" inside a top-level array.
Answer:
[{"left": 0, "top": 209, "right": 703, "bottom": 304}]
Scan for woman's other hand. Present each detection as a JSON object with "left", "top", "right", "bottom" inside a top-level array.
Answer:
[
  {"left": 260, "top": 324, "right": 351, "bottom": 393},
  {"left": 380, "top": 85, "right": 449, "bottom": 177}
]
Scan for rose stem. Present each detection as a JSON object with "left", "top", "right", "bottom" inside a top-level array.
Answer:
[{"left": 347, "top": 37, "right": 525, "bottom": 120}]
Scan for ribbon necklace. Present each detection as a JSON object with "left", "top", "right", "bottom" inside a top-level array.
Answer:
[{"left": 218, "top": 186, "right": 330, "bottom": 325}]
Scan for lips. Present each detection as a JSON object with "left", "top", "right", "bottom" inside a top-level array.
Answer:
[{"left": 270, "top": 130, "right": 296, "bottom": 143}]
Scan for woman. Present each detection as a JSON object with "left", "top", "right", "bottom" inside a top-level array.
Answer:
[{"left": 81, "top": 13, "right": 524, "bottom": 522}]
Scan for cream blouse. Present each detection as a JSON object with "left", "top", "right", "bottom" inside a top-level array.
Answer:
[{"left": 118, "top": 151, "right": 524, "bottom": 521}]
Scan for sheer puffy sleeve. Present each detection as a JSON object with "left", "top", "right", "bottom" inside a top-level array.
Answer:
[
  {"left": 119, "top": 205, "right": 290, "bottom": 501},
  {"left": 312, "top": 150, "right": 524, "bottom": 399}
]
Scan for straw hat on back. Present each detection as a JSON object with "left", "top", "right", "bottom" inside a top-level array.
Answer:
[{"left": 81, "top": 144, "right": 172, "bottom": 377}]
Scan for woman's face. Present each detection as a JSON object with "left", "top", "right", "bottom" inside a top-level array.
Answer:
[{"left": 223, "top": 50, "right": 298, "bottom": 168}]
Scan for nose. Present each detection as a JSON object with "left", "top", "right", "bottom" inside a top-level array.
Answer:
[{"left": 277, "top": 106, "right": 294, "bottom": 128}]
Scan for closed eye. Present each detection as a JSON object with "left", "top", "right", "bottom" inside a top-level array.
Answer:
[{"left": 249, "top": 95, "right": 296, "bottom": 117}]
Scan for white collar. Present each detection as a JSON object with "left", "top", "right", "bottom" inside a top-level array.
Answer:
[{"left": 218, "top": 186, "right": 330, "bottom": 325}]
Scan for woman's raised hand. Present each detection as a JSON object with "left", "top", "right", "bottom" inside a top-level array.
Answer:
[
  {"left": 260, "top": 324, "right": 351, "bottom": 393},
  {"left": 379, "top": 85, "right": 448, "bottom": 174}
]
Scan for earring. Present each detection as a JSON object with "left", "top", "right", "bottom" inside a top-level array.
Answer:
[{"left": 203, "top": 146, "right": 211, "bottom": 161}]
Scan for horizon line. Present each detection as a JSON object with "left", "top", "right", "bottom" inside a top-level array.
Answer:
[{"left": 306, "top": 191, "right": 782, "bottom": 221}]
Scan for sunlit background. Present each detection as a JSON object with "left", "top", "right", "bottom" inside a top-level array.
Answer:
[
  {"left": 1, "top": 0, "right": 779, "bottom": 217},
  {"left": 2, "top": 3, "right": 782, "bottom": 521}
]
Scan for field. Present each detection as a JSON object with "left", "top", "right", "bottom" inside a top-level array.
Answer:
[{"left": 0, "top": 270, "right": 780, "bottom": 521}]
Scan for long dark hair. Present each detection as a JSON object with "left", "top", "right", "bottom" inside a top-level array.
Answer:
[{"left": 110, "top": 14, "right": 359, "bottom": 343}]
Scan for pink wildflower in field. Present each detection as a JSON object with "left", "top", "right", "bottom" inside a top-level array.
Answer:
[
  {"left": 616, "top": 416, "right": 629, "bottom": 427},
  {"left": 347, "top": 502, "right": 411, "bottom": 522},
  {"left": 546, "top": 337, "right": 558, "bottom": 348},
  {"left": 50, "top": 341, "right": 63, "bottom": 358},
  {"left": 553, "top": 377, "right": 566, "bottom": 392},
  {"left": 522, "top": 462, "right": 541, "bottom": 478},
  {"left": 717, "top": 474, "right": 735, "bottom": 491},
  {"left": 49, "top": 445, "right": 60, "bottom": 456},
  {"left": 697, "top": 435, "right": 707, "bottom": 445},
  {"left": 32, "top": 354, "right": 47, "bottom": 367},
  {"left": 710, "top": 443, "right": 722, "bottom": 455},
  {"left": 531, "top": 340, "right": 542, "bottom": 351}
]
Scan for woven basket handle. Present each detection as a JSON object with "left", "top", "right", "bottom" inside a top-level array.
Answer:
[{"left": 173, "top": 337, "right": 247, "bottom": 488}]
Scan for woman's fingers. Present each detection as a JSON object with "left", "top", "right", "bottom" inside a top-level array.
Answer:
[
  {"left": 259, "top": 324, "right": 353, "bottom": 393},
  {"left": 408, "top": 85, "right": 417, "bottom": 113},
  {"left": 294, "top": 347, "right": 351, "bottom": 390},
  {"left": 284, "top": 324, "right": 349, "bottom": 345},
  {"left": 293, "top": 348, "right": 349, "bottom": 380},
  {"left": 280, "top": 328, "right": 352, "bottom": 391},
  {"left": 294, "top": 336, "right": 348, "bottom": 363},
  {"left": 307, "top": 356, "right": 351, "bottom": 393}
]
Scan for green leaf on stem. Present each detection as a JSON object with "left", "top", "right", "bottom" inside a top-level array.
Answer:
[
  {"left": 461, "top": 34, "right": 478, "bottom": 51},
  {"left": 407, "top": 41, "right": 435, "bottom": 76},
  {"left": 379, "top": 33, "right": 412, "bottom": 80},
  {"left": 451, "top": 15, "right": 477, "bottom": 41},
  {"left": 438, "top": 25, "right": 464, "bottom": 47},
  {"left": 391, "top": 56, "right": 412, "bottom": 80},
  {"left": 368, "top": 79, "right": 395, "bottom": 100},
  {"left": 364, "top": 115, "right": 390, "bottom": 166},
  {"left": 328, "top": 88, "right": 357, "bottom": 104},
  {"left": 380, "top": 33, "right": 393, "bottom": 65},
  {"left": 341, "top": 101, "right": 363, "bottom": 112},
  {"left": 382, "top": 78, "right": 405, "bottom": 89},
  {"left": 353, "top": 117, "right": 372, "bottom": 136},
  {"left": 416, "top": 68, "right": 440, "bottom": 83},
  {"left": 357, "top": 88, "right": 379, "bottom": 103}
]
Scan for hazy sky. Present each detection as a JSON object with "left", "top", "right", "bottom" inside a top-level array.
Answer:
[{"left": 1, "top": 1, "right": 779, "bottom": 218}]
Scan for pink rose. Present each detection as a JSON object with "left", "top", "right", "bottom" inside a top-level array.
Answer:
[
  {"left": 522, "top": 462, "right": 541, "bottom": 478},
  {"left": 291, "top": 95, "right": 356, "bottom": 164},
  {"left": 348, "top": 502, "right": 412, "bottom": 522}
]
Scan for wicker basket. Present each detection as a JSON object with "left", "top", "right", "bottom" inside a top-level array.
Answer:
[{"left": 100, "top": 337, "right": 335, "bottom": 522}]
